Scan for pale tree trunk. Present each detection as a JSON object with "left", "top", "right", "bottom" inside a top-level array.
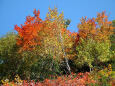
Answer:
[
  {"left": 90, "top": 67, "right": 92, "bottom": 72},
  {"left": 59, "top": 32, "right": 71, "bottom": 74}
]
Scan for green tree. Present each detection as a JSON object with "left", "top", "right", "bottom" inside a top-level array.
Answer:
[
  {"left": 0, "top": 32, "right": 20, "bottom": 80},
  {"left": 74, "top": 12, "right": 115, "bottom": 71},
  {"left": 110, "top": 20, "right": 115, "bottom": 51},
  {"left": 110, "top": 20, "right": 115, "bottom": 71},
  {"left": 74, "top": 38, "right": 114, "bottom": 71}
]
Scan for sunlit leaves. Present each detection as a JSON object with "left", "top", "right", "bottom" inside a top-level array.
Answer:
[
  {"left": 13, "top": 8, "right": 114, "bottom": 76},
  {"left": 14, "top": 9, "right": 42, "bottom": 52},
  {"left": 75, "top": 38, "right": 113, "bottom": 68},
  {"left": 74, "top": 12, "right": 114, "bottom": 68},
  {"left": 78, "top": 12, "right": 114, "bottom": 43}
]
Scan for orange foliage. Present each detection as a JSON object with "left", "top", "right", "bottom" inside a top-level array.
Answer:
[
  {"left": 14, "top": 8, "right": 77, "bottom": 61},
  {"left": 78, "top": 11, "right": 114, "bottom": 42},
  {"left": 14, "top": 9, "right": 43, "bottom": 52},
  {"left": 3, "top": 72, "right": 96, "bottom": 86}
]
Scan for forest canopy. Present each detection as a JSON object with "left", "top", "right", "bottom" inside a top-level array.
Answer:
[{"left": 0, "top": 8, "right": 115, "bottom": 86}]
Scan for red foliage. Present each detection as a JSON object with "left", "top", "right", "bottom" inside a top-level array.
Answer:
[{"left": 3, "top": 72, "right": 96, "bottom": 86}]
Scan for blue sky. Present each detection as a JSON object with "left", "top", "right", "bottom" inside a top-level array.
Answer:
[{"left": 0, "top": 0, "right": 115, "bottom": 37}]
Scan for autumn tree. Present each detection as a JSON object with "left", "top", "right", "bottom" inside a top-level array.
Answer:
[
  {"left": 14, "top": 7, "right": 78, "bottom": 74},
  {"left": 40, "top": 8, "right": 76, "bottom": 74},
  {"left": 74, "top": 12, "right": 115, "bottom": 71},
  {"left": 14, "top": 9, "right": 43, "bottom": 52},
  {"left": 77, "top": 12, "right": 114, "bottom": 42}
]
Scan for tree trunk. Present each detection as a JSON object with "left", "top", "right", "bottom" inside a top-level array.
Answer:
[{"left": 59, "top": 32, "right": 71, "bottom": 74}]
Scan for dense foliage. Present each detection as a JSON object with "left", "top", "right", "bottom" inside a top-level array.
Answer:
[{"left": 0, "top": 8, "right": 115, "bottom": 85}]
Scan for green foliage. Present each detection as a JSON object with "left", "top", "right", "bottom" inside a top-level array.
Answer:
[
  {"left": 0, "top": 32, "right": 36, "bottom": 80},
  {"left": 110, "top": 20, "right": 115, "bottom": 51},
  {"left": 64, "top": 19, "right": 71, "bottom": 28},
  {"left": 30, "top": 55, "right": 61, "bottom": 81},
  {"left": 0, "top": 8, "right": 115, "bottom": 85},
  {"left": 90, "top": 64, "right": 114, "bottom": 86},
  {"left": 0, "top": 32, "right": 20, "bottom": 80},
  {"left": 15, "top": 50, "right": 61, "bottom": 81},
  {"left": 74, "top": 38, "right": 113, "bottom": 68},
  {"left": 0, "top": 33, "right": 61, "bottom": 81},
  {"left": 109, "top": 20, "right": 115, "bottom": 71},
  {"left": 112, "top": 20, "right": 115, "bottom": 27}
]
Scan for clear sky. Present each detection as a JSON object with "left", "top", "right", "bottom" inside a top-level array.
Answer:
[{"left": 0, "top": 0, "right": 115, "bottom": 37}]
